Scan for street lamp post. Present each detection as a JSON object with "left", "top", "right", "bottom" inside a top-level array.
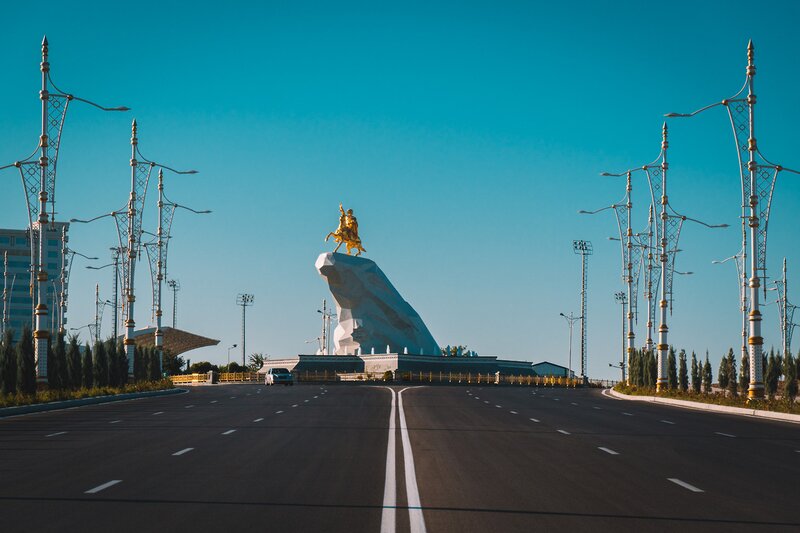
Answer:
[
  {"left": 614, "top": 291, "right": 627, "bottom": 383},
  {"left": 86, "top": 247, "right": 122, "bottom": 341},
  {"left": 0, "top": 37, "right": 128, "bottom": 382},
  {"left": 317, "top": 299, "right": 337, "bottom": 355},
  {"left": 666, "top": 41, "right": 799, "bottom": 400},
  {"left": 167, "top": 280, "right": 180, "bottom": 328},
  {"left": 572, "top": 240, "right": 592, "bottom": 381},
  {"left": 227, "top": 343, "right": 238, "bottom": 367},
  {"left": 236, "top": 294, "right": 254, "bottom": 366},
  {"left": 560, "top": 312, "right": 581, "bottom": 379}
]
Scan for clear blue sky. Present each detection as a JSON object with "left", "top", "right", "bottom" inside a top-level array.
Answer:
[{"left": 1, "top": 1, "right": 799, "bottom": 378}]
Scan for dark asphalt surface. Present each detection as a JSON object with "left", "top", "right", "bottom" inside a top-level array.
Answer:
[{"left": 1, "top": 384, "right": 798, "bottom": 532}]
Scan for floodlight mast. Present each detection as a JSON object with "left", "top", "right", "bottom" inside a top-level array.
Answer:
[
  {"left": 666, "top": 41, "right": 800, "bottom": 400},
  {"left": 572, "top": 240, "right": 592, "bottom": 381},
  {"left": 236, "top": 294, "right": 255, "bottom": 366}
]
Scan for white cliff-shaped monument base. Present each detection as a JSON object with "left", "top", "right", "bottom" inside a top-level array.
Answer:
[{"left": 315, "top": 252, "right": 440, "bottom": 356}]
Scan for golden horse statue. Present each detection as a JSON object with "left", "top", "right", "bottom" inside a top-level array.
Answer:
[{"left": 325, "top": 204, "right": 367, "bottom": 256}]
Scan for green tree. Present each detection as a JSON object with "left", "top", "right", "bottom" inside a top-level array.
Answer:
[
  {"left": 188, "top": 361, "right": 219, "bottom": 374},
  {"left": 47, "top": 340, "right": 60, "bottom": 390},
  {"left": 148, "top": 347, "right": 161, "bottom": 381},
  {"left": 82, "top": 344, "right": 93, "bottom": 389},
  {"left": 690, "top": 352, "right": 699, "bottom": 393},
  {"left": 56, "top": 332, "right": 68, "bottom": 389},
  {"left": 783, "top": 353, "right": 798, "bottom": 403},
  {"left": 163, "top": 348, "right": 183, "bottom": 376},
  {"left": 16, "top": 326, "right": 36, "bottom": 394},
  {"left": 648, "top": 351, "right": 657, "bottom": 388},
  {"left": 1, "top": 329, "right": 16, "bottom": 394},
  {"left": 702, "top": 353, "right": 712, "bottom": 394},
  {"left": 766, "top": 352, "right": 780, "bottom": 398},
  {"left": 678, "top": 349, "right": 688, "bottom": 392},
  {"left": 739, "top": 352, "right": 750, "bottom": 392},
  {"left": 106, "top": 339, "right": 119, "bottom": 387},
  {"left": 248, "top": 352, "right": 265, "bottom": 372},
  {"left": 667, "top": 347, "right": 677, "bottom": 390},
  {"left": 117, "top": 342, "right": 128, "bottom": 385},
  {"left": 93, "top": 341, "right": 109, "bottom": 387},
  {"left": 718, "top": 351, "right": 730, "bottom": 390},
  {"left": 727, "top": 350, "right": 738, "bottom": 397},
  {"left": 66, "top": 335, "right": 82, "bottom": 390}
]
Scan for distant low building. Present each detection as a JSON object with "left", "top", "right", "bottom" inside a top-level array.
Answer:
[{"left": 532, "top": 361, "right": 574, "bottom": 378}]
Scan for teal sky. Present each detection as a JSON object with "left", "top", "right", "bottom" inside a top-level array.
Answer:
[{"left": 1, "top": 1, "right": 800, "bottom": 378}]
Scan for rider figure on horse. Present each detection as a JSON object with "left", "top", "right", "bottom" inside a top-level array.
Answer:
[{"left": 326, "top": 203, "right": 367, "bottom": 256}]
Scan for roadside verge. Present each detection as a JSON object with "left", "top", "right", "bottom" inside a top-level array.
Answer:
[
  {"left": 0, "top": 388, "right": 187, "bottom": 419},
  {"left": 604, "top": 388, "right": 800, "bottom": 424}
]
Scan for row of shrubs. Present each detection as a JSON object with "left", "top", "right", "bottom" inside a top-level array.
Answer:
[{"left": 0, "top": 326, "right": 167, "bottom": 399}]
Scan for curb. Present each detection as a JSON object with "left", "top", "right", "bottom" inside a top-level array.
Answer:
[
  {"left": 604, "top": 388, "right": 800, "bottom": 424},
  {"left": 0, "top": 388, "right": 187, "bottom": 419}
]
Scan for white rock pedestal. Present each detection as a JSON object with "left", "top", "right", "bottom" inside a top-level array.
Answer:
[{"left": 315, "top": 252, "right": 440, "bottom": 356}]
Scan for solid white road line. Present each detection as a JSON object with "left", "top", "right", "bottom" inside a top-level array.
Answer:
[
  {"left": 173, "top": 448, "right": 194, "bottom": 456},
  {"left": 380, "top": 387, "right": 397, "bottom": 533},
  {"left": 557, "top": 429, "right": 570, "bottom": 435},
  {"left": 398, "top": 387, "right": 427, "bottom": 533},
  {"left": 668, "top": 478, "right": 704, "bottom": 492},
  {"left": 660, "top": 420, "right": 675, "bottom": 425},
  {"left": 529, "top": 418, "right": 540, "bottom": 423},
  {"left": 253, "top": 418, "right": 264, "bottom": 422},
  {"left": 46, "top": 431, "right": 67, "bottom": 437},
  {"left": 598, "top": 447, "right": 619, "bottom": 455},
  {"left": 715, "top": 432, "right": 736, "bottom": 438},
  {"left": 222, "top": 429, "right": 236, "bottom": 435},
  {"left": 85, "top": 480, "right": 122, "bottom": 494},
  {"left": 152, "top": 411, "right": 164, "bottom": 416}
]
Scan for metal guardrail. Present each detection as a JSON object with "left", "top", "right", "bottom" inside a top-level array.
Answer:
[
  {"left": 169, "top": 373, "right": 210, "bottom": 385},
  {"left": 218, "top": 372, "right": 261, "bottom": 383}
]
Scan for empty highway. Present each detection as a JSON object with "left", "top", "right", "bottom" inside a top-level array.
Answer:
[{"left": 1, "top": 384, "right": 798, "bottom": 532}]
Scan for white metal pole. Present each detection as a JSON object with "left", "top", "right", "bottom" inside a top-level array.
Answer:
[
  {"left": 625, "top": 172, "right": 635, "bottom": 384},
  {"left": 154, "top": 170, "right": 164, "bottom": 375},
  {"left": 124, "top": 120, "right": 138, "bottom": 379}
]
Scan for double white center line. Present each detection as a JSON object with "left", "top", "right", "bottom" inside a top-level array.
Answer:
[{"left": 381, "top": 387, "right": 426, "bottom": 533}]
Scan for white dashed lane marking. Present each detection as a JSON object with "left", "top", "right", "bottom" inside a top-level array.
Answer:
[
  {"left": 598, "top": 447, "right": 619, "bottom": 455},
  {"left": 276, "top": 410, "right": 284, "bottom": 414},
  {"left": 715, "top": 432, "right": 736, "bottom": 438},
  {"left": 85, "top": 480, "right": 122, "bottom": 494},
  {"left": 109, "top": 420, "right": 121, "bottom": 424},
  {"left": 557, "top": 429, "right": 570, "bottom": 435},
  {"left": 253, "top": 418, "right": 264, "bottom": 422},
  {"left": 185, "top": 405, "right": 194, "bottom": 409},
  {"left": 46, "top": 431, "right": 67, "bottom": 437},
  {"left": 529, "top": 418, "right": 540, "bottom": 423},
  {"left": 152, "top": 412, "right": 164, "bottom": 416},
  {"left": 668, "top": 478, "right": 704, "bottom": 493},
  {"left": 660, "top": 420, "right": 675, "bottom": 425},
  {"left": 210, "top": 401, "right": 218, "bottom": 404},
  {"left": 622, "top": 412, "right": 633, "bottom": 416},
  {"left": 292, "top": 404, "right": 299, "bottom": 408},
  {"left": 222, "top": 430, "right": 236, "bottom": 435},
  {"left": 509, "top": 411, "right": 518, "bottom": 415},
  {"left": 173, "top": 448, "right": 194, "bottom": 456}
]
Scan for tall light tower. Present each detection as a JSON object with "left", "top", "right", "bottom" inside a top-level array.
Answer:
[
  {"left": 667, "top": 41, "right": 799, "bottom": 400},
  {"left": 773, "top": 258, "right": 797, "bottom": 360},
  {"left": 572, "top": 240, "right": 592, "bottom": 381},
  {"left": 0, "top": 37, "right": 128, "bottom": 382},
  {"left": 167, "top": 279, "right": 181, "bottom": 328},
  {"left": 236, "top": 293, "right": 255, "bottom": 366}
]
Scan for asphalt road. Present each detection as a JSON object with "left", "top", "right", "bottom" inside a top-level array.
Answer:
[{"left": 1, "top": 384, "right": 798, "bottom": 532}]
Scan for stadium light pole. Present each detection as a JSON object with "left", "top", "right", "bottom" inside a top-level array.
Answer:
[
  {"left": 559, "top": 312, "right": 581, "bottom": 379},
  {"left": 572, "top": 240, "right": 592, "bottom": 382},
  {"left": 236, "top": 294, "right": 254, "bottom": 366},
  {"left": 666, "top": 41, "right": 799, "bottom": 400},
  {"left": 0, "top": 37, "right": 128, "bottom": 382},
  {"left": 167, "top": 280, "right": 180, "bottom": 329}
]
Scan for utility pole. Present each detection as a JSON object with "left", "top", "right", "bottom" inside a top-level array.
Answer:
[
  {"left": 572, "top": 240, "right": 592, "bottom": 382},
  {"left": 236, "top": 293, "right": 254, "bottom": 366}
]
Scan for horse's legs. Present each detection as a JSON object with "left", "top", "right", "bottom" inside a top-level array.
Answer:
[{"left": 333, "top": 241, "right": 342, "bottom": 253}]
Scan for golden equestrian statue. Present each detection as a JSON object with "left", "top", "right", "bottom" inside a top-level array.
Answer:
[{"left": 325, "top": 203, "right": 367, "bottom": 256}]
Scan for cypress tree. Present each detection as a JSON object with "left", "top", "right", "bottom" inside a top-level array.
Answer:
[
  {"left": 118, "top": 342, "right": 128, "bottom": 386},
  {"left": 648, "top": 352, "right": 657, "bottom": 388},
  {"left": 66, "top": 335, "right": 82, "bottom": 389},
  {"left": 766, "top": 352, "right": 780, "bottom": 398},
  {"left": 82, "top": 344, "right": 93, "bottom": 389},
  {"left": 667, "top": 347, "right": 677, "bottom": 390},
  {"left": 16, "top": 326, "right": 36, "bottom": 395},
  {"left": 739, "top": 353, "right": 750, "bottom": 392},
  {"left": 727, "top": 350, "right": 738, "bottom": 397},
  {"left": 783, "top": 353, "right": 798, "bottom": 404},
  {"left": 702, "top": 353, "right": 712, "bottom": 394},
  {"left": 106, "top": 339, "right": 119, "bottom": 387},
  {"left": 690, "top": 352, "right": 699, "bottom": 393},
  {"left": 47, "top": 341, "right": 60, "bottom": 390},
  {"left": 630, "top": 350, "right": 641, "bottom": 386},
  {"left": 678, "top": 349, "right": 688, "bottom": 392},
  {"left": 718, "top": 353, "right": 730, "bottom": 389},
  {"left": 1, "top": 329, "right": 16, "bottom": 394},
  {"left": 149, "top": 348, "right": 161, "bottom": 381},
  {"left": 93, "top": 341, "right": 109, "bottom": 387},
  {"left": 134, "top": 345, "right": 145, "bottom": 382}
]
